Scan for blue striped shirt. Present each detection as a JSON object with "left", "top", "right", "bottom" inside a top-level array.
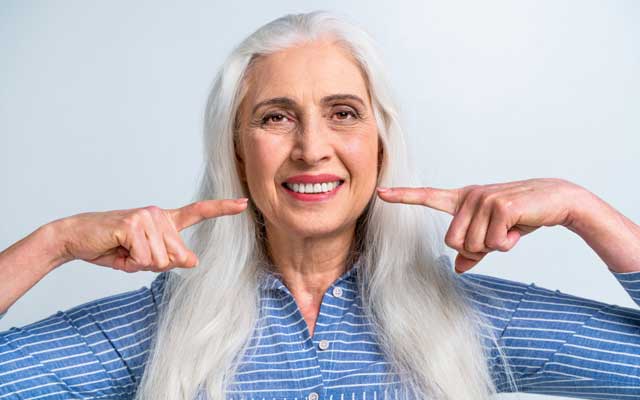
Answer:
[{"left": 1, "top": 255, "right": 639, "bottom": 399}]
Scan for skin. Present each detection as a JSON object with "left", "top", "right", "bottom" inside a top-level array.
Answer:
[
  {"left": 0, "top": 198, "right": 248, "bottom": 313},
  {"left": 232, "top": 40, "right": 640, "bottom": 336},
  {"left": 3, "top": 39, "right": 638, "bottom": 336},
  {"left": 235, "top": 40, "right": 380, "bottom": 335},
  {"left": 377, "top": 179, "right": 640, "bottom": 274}
]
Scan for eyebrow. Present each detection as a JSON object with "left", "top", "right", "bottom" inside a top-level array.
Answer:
[{"left": 251, "top": 94, "right": 366, "bottom": 116}]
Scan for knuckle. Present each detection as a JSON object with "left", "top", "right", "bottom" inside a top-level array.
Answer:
[
  {"left": 494, "top": 198, "right": 514, "bottom": 214},
  {"left": 464, "top": 250, "right": 485, "bottom": 261},
  {"left": 137, "top": 208, "right": 153, "bottom": 221},
  {"left": 479, "top": 190, "right": 498, "bottom": 205},
  {"left": 151, "top": 265, "right": 166, "bottom": 272},
  {"left": 139, "top": 257, "right": 152, "bottom": 268},
  {"left": 444, "top": 233, "right": 463, "bottom": 250},
  {"left": 157, "top": 258, "right": 172, "bottom": 269},
  {"left": 122, "top": 214, "right": 140, "bottom": 230},
  {"left": 466, "top": 241, "right": 484, "bottom": 253},
  {"left": 463, "top": 188, "right": 482, "bottom": 206},
  {"left": 497, "top": 242, "right": 511, "bottom": 252},
  {"left": 457, "top": 249, "right": 473, "bottom": 260},
  {"left": 143, "top": 205, "right": 164, "bottom": 219},
  {"left": 467, "top": 185, "right": 484, "bottom": 197},
  {"left": 127, "top": 259, "right": 143, "bottom": 270},
  {"left": 174, "top": 252, "right": 190, "bottom": 265},
  {"left": 486, "top": 237, "right": 507, "bottom": 251}
]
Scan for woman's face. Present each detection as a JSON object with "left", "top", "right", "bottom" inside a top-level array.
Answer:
[{"left": 235, "top": 40, "right": 380, "bottom": 240}]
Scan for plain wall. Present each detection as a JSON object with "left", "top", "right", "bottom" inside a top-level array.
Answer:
[{"left": 1, "top": 1, "right": 638, "bottom": 399}]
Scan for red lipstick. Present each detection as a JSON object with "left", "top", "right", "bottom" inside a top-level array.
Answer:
[
  {"left": 281, "top": 174, "right": 345, "bottom": 202},
  {"left": 284, "top": 174, "right": 344, "bottom": 184}
]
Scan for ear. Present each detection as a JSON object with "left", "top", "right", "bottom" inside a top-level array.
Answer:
[
  {"left": 377, "top": 137, "right": 384, "bottom": 178},
  {"left": 234, "top": 132, "right": 247, "bottom": 183}
]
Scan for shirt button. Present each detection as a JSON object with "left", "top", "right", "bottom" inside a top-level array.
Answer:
[
  {"left": 332, "top": 286, "right": 343, "bottom": 298},
  {"left": 318, "top": 339, "right": 330, "bottom": 351},
  {"left": 308, "top": 392, "right": 319, "bottom": 400}
]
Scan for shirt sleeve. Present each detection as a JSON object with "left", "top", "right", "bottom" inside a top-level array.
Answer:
[
  {"left": 454, "top": 258, "right": 640, "bottom": 399},
  {"left": 0, "top": 272, "right": 169, "bottom": 399}
]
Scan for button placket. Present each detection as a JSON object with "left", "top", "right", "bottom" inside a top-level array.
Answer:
[
  {"left": 269, "top": 288, "right": 323, "bottom": 399},
  {"left": 318, "top": 339, "right": 330, "bottom": 351}
]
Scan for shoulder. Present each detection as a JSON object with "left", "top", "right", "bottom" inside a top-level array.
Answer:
[
  {"left": 453, "top": 272, "right": 534, "bottom": 337},
  {"left": 436, "top": 254, "right": 533, "bottom": 305},
  {"left": 458, "top": 272, "right": 533, "bottom": 301},
  {"left": 56, "top": 271, "right": 172, "bottom": 329}
]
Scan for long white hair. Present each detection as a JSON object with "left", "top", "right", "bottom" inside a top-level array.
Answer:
[{"left": 135, "top": 11, "right": 516, "bottom": 400}]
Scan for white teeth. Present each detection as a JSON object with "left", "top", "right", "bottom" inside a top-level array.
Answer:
[{"left": 285, "top": 180, "right": 342, "bottom": 194}]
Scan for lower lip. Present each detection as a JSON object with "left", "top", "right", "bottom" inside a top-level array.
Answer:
[{"left": 282, "top": 182, "right": 344, "bottom": 202}]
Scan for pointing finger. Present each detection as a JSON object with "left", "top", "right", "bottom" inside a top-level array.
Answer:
[
  {"left": 376, "top": 187, "right": 460, "bottom": 216},
  {"left": 167, "top": 198, "right": 249, "bottom": 232}
]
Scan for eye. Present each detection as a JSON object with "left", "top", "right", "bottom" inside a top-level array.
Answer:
[
  {"left": 261, "top": 113, "right": 290, "bottom": 125},
  {"left": 332, "top": 108, "right": 358, "bottom": 121}
]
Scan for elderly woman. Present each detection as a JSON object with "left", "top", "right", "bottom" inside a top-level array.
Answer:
[{"left": 1, "top": 11, "right": 639, "bottom": 400}]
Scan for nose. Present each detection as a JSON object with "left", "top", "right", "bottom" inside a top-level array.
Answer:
[{"left": 290, "top": 115, "right": 333, "bottom": 166}]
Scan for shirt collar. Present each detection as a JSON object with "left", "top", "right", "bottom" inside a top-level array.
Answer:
[{"left": 258, "top": 255, "right": 361, "bottom": 293}]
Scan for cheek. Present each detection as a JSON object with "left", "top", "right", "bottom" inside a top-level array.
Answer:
[
  {"left": 243, "top": 136, "right": 285, "bottom": 191},
  {"left": 342, "top": 135, "right": 379, "bottom": 183}
]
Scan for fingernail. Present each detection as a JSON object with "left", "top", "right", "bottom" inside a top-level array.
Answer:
[
  {"left": 235, "top": 198, "right": 249, "bottom": 204},
  {"left": 376, "top": 187, "right": 390, "bottom": 193}
]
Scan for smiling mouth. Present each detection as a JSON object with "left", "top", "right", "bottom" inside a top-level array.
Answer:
[{"left": 281, "top": 180, "right": 345, "bottom": 194}]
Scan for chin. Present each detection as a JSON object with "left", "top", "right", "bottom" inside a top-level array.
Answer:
[
  {"left": 284, "top": 215, "right": 350, "bottom": 238},
  {"left": 289, "top": 223, "right": 342, "bottom": 238}
]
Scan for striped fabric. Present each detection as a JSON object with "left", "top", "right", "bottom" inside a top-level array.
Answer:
[{"left": 0, "top": 255, "right": 639, "bottom": 400}]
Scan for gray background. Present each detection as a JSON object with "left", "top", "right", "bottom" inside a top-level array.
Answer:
[{"left": 1, "top": 1, "right": 638, "bottom": 399}]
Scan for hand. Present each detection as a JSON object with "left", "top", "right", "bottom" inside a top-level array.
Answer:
[
  {"left": 376, "top": 178, "right": 586, "bottom": 273},
  {"left": 51, "top": 198, "right": 249, "bottom": 273}
]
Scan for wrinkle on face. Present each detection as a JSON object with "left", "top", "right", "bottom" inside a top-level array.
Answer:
[{"left": 233, "top": 39, "right": 380, "bottom": 295}]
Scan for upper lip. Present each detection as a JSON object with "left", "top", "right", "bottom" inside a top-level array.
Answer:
[{"left": 283, "top": 174, "right": 344, "bottom": 184}]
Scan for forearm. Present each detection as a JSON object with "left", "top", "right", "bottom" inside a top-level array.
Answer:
[
  {"left": 0, "top": 220, "right": 70, "bottom": 314},
  {"left": 566, "top": 190, "right": 640, "bottom": 273}
]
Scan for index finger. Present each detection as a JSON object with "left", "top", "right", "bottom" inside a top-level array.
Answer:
[
  {"left": 167, "top": 198, "right": 248, "bottom": 231},
  {"left": 376, "top": 187, "right": 460, "bottom": 215}
]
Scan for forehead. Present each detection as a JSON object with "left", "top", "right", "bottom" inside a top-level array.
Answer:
[{"left": 244, "top": 40, "right": 370, "bottom": 105}]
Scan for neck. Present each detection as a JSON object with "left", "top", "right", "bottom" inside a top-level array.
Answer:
[{"left": 265, "top": 222, "right": 356, "bottom": 299}]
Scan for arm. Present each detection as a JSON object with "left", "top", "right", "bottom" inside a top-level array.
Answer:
[
  {"left": 457, "top": 263, "right": 640, "bottom": 399},
  {"left": 0, "top": 220, "right": 71, "bottom": 314},
  {"left": 0, "top": 272, "right": 168, "bottom": 399},
  {"left": 1, "top": 197, "right": 241, "bottom": 315},
  {"left": 565, "top": 189, "right": 640, "bottom": 273},
  {"left": 377, "top": 178, "right": 640, "bottom": 275}
]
